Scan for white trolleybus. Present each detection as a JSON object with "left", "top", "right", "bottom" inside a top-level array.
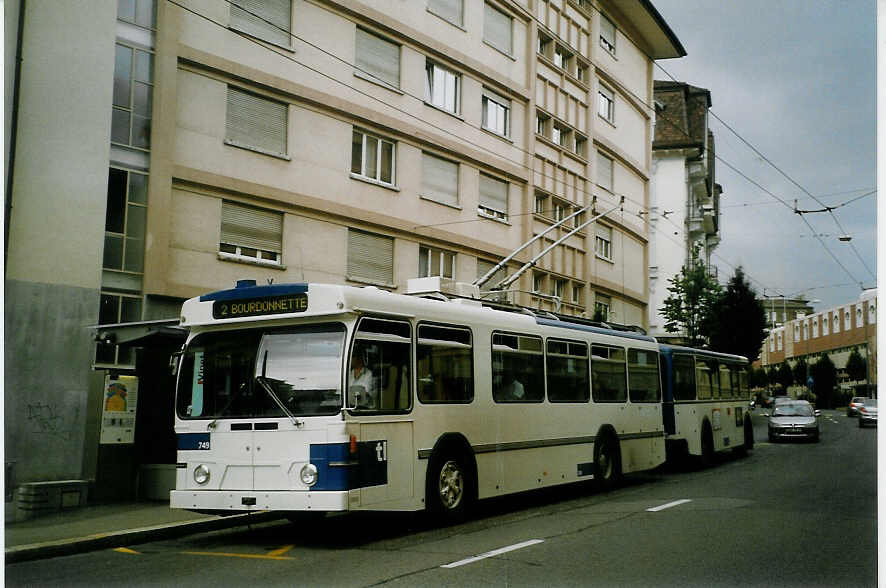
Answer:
[
  {"left": 658, "top": 344, "right": 753, "bottom": 463},
  {"left": 171, "top": 278, "right": 666, "bottom": 521}
]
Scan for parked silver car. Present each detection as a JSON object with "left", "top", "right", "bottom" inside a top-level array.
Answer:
[
  {"left": 858, "top": 398, "right": 877, "bottom": 427},
  {"left": 768, "top": 400, "right": 820, "bottom": 443},
  {"left": 847, "top": 396, "right": 867, "bottom": 417}
]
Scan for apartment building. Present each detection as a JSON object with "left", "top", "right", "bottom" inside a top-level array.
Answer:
[
  {"left": 5, "top": 0, "right": 684, "bottom": 509},
  {"left": 760, "top": 289, "right": 877, "bottom": 388},
  {"left": 647, "top": 81, "right": 722, "bottom": 341}
]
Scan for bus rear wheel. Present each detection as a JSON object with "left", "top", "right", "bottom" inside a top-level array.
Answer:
[
  {"left": 426, "top": 453, "right": 472, "bottom": 524},
  {"left": 594, "top": 433, "right": 622, "bottom": 491}
]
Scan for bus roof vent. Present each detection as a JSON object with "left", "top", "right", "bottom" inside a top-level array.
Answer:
[{"left": 406, "top": 277, "right": 480, "bottom": 299}]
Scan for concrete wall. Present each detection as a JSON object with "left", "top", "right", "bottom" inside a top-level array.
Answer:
[{"left": 5, "top": 0, "right": 116, "bottom": 486}]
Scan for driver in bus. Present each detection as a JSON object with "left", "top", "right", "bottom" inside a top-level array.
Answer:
[{"left": 349, "top": 346, "right": 377, "bottom": 409}]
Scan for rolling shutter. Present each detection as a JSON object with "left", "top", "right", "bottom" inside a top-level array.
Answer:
[
  {"left": 479, "top": 174, "right": 508, "bottom": 214},
  {"left": 221, "top": 201, "right": 283, "bottom": 253},
  {"left": 347, "top": 229, "right": 393, "bottom": 285},
  {"left": 428, "top": 0, "right": 463, "bottom": 25},
  {"left": 483, "top": 3, "right": 512, "bottom": 54},
  {"left": 597, "top": 152, "right": 613, "bottom": 191},
  {"left": 356, "top": 29, "right": 400, "bottom": 88},
  {"left": 422, "top": 153, "right": 458, "bottom": 207},
  {"left": 230, "top": 0, "right": 291, "bottom": 47},
  {"left": 226, "top": 87, "right": 288, "bottom": 156}
]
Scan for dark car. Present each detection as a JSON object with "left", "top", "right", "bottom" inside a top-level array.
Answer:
[
  {"left": 768, "top": 400, "right": 820, "bottom": 443},
  {"left": 858, "top": 398, "right": 877, "bottom": 427},
  {"left": 847, "top": 397, "right": 867, "bottom": 417}
]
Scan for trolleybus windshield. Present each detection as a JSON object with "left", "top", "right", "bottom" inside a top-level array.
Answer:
[{"left": 176, "top": 324, "right": 346, "bottom": 419}]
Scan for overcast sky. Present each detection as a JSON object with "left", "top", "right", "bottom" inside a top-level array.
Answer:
[{"left": 650, "top": 0, "right": 876, "bottom": 312}]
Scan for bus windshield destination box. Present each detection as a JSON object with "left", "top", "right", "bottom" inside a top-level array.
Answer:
[{"left": 212, "top": 294, "right": 308, "bottom": 319}]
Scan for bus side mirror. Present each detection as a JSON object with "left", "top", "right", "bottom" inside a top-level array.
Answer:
[{"left": 169, "top": 351, "right": 183, "bottom": 376}]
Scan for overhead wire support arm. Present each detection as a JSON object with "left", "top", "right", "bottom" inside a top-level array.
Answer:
[
  {"left": 492, "top": 197, "right": 624, "bottom": 291},
  {"left": 473, "top": 197, "right": 597, "bottom": 288}
]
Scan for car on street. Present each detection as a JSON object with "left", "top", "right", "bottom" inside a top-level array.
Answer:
[
  {"left": 847, "top": 397, "right": 867, "bottom": 417},
  {"left": 768, "top": 400, "right": 820, "bottom": 443},
  {"left": 858, "top": 398, "right": 877, "bottom": 427}
]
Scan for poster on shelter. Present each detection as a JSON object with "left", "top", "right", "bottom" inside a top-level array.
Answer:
[{"left": 100, "top": 375, "right": 139, "bottom": 444}]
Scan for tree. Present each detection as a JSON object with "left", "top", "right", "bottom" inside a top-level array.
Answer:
[
  {"left": 660, "top": 245, "right": 722, "bottom": 347},
  {"left": 707, "top": 267, "right": 767, "bottom": 362},
  {"left": 845, "top": 348, "right": 867, "bottom": 383},
  {"left": 792, "top": 358, "right": 808, "bottom": 386},
  {"left": 776, "top": 362, "right": 793, "bottom": 391},
  {"left": 810, "top": 354, "right": 838, "bottom": 409}
]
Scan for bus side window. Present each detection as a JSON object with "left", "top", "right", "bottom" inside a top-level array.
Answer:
[
  {"left": 416, "top": 324, "right": 473, "bottom": 404},
  {"left": 350, "top": 318, "right": 411, "bottom": 412},
  {"left": 492, "top": 333, "right": 544, "bottom": 403},
  {"left": 591, "top": 345, "right": 627, "bottom": 402}
]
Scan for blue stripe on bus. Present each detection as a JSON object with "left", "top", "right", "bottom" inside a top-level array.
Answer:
[
  {"left": 178, "top": 433, "right": 210, "bottom": 450},
  {"left": 310, "top": 443, "right": 352, "bottom": 491},
  {"left": 199, "top": 282, "right": 309, "bottom": 302},
  {"left": 310, "top": 442, "right": 388, "bottom": 491}
]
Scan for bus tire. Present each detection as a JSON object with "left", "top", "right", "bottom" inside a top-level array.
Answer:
[
  {"left": 426, "top": 451, "right": 472, "bottom": 524},
  {"left": 700, "top": 421, "right": 715, "bottom": 467},
  {"left": 593, "top": 431, "right": 622, "bottom": 491},
  {"left": 743, "top": 416, "right": 754, "bottom": 452}
]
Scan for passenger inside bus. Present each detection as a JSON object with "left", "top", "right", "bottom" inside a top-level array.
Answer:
[
  {"left": 348, "top": 345, "right": 378, "bottom": 409},
  {"left": 501, "top": 371, "right": 525, "bottom": 400}
]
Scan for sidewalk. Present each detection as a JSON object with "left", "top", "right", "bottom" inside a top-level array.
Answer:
[{"left": 5, "top": 501, "right": 283, "bottom": 563}]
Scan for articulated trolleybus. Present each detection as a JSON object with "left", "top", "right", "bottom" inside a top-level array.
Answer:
[
  {"left": 171, "top": 278, "right": 666, "bottom": 520},
  {"left": 658, "top": 345, "right": 754, "bottom": 462}
]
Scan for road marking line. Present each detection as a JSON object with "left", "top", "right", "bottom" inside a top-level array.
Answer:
[
  {"left": 183, "top": 551, "right": 293, "bottom": 561},
  {"left": 113, "top": 547, "right": 140, "bottom": 555},
  {"left": 646, "top": 499, "right": 692, "bottom": 512},
  {"left": 441, "top": 539, "right": 544, "bottom": 569},
  {"left": 267, "top": 544, "right": 294, "bottom": 557}
]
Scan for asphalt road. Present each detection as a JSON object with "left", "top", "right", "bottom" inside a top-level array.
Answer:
[{"left": 6, "top": 410, "right": 877, "bottom": 587}]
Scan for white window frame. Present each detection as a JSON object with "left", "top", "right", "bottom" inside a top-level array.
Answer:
[
  {"left": 595, "top": 294, "right": 611, "bottom": 320},
  {"left": 351, "top": 129, "right": 396, "bottom": 187},
  {"left": 571, "top": 284, "right": 582, "bottom": 305},
  {"left": 600, "top": 14, "right": 616, "bottom": 55},
  {"left": 482, "top": 88, "right": 510, "bottom": 137},
  {"left": 419, "top": 245, "right": 456, "bottom": 279},
  {"left": 535, "top": 192, "right": 548, "bottom": 215},
  {"left": 536, "top": 111, "right": 550, "bottom": 136},
  {"left": 425, "top": 60, "right": 460, "bottom": 114},
  {"left": 551, "top": 278, "right": 566, "bottom": 299},
  {"left": 574, "top": 133, "right": 587, "bottom": 158},
  {"left": 595, "top": 224, "right": 613, "bottom": 261},
  {"left": 597, "top": 85, "right": 615, "bottom": 123},
  {"left": 832, "top": 311, "right": 840, "bottom": 334}
]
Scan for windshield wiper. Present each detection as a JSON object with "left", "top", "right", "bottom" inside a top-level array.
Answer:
[{"left": 257, "top": 350, "right": 303, "bottom": 427}]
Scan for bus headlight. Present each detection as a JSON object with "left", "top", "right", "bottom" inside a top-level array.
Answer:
[
  {"left": 194, "top": 464, "right": 211, "bottom": 485},
  {"left": 300, "top": 464, "right": 318, "bottom": 486}
]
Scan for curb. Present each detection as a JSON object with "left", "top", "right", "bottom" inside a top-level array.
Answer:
[{"left": 5, "top": 511, "right": 284, "bottom": 564}]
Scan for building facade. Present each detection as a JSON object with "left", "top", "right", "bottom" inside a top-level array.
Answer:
[
  {"left": 5, "top": 0, "right": 684, "bottom": 510},
  {"left": 760, "top": 289, "right": 877, "bottom": 391},
  {"left": 647, "top": 81, "right": 721, "bottom": 340}
]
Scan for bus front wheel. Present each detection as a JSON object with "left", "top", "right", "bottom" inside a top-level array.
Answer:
[{"left": 426, "top": 453, "right": 472, "bottom": 524}]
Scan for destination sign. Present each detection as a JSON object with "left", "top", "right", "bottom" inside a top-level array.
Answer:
[{"left": 212, "top": 293, "right": 308, "bottom": 319}]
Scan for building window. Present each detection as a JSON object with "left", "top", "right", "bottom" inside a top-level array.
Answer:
[
  {"left": 351, "top": 129, "right": 396, "bottom": 186},
  {"left": 230, "top": 0, "right": 292, "bottom": 47},
  {"left": 595, "top": 224, "right": 613, "bottom": 261},
  {"left": 597, "top": 85, "right": 614, "bottom": 123},
  {"left": 112, "top": 43, "right": 153, "bottom": 149},
  {"left": 118, "top": 0, "right": 156, "bottom": 29},
  {"left": 427, "top": 0, "right": 463, "bottom": 27},
  {"left": 870, "top": 304, "right": 876, "bottom": 324},
  {"left": 533, "top": 272, "right": 545, "bottom": 293},
  {"left": 478, "top": 173, "right": 508, "bottom": 221},
  {"left": 576, "top": 62, "right": 588, "bottom": 83},
  {"left": 355, "top": 28, "right": 400, "bottom": 88},
  {"left": 856, "top": 306, "right": 863, "bottom": 327},
  {"left": 347, "top": 229, "right": 394, "bottom": 285},
  {"left": 553, "top": 46, "right": 572, "bottom": 70},
  {"left": 597, "top": 152, "right": 614, "bottom": 191},
  {"left": 552, "top": 121, "right": 571, "bottom": 148},
  {"left": 845, "top": 309, "right": 851, "bottom": 329},
  {"left": 537, "top": 31, "right": 552, "bottom": 58},
  {"left": 822, "top": 316, "right": 829, "bottom": 336},
  {"left": 536, "top": 111, "right": 550, "bottom": 136},
  {"left": 551, "top": 278, "right": 566, "bottom": 299},
  {"left": 482, "top": 89, "right": 510, "bottom": 137},
  {"left": 571, "top": 284, "right": 582, "bottom": 305},
  {"left": 422, "top": 152, "right": 459, "bottom": 207},
  {"left": 425, "top": 61, "right": 460, "bottom": 114},
  {"left": 477, "top": 258, "right": 506, "bottom": 288},
  {"left": 574, "top": 134, "right": 587, "bottom": 158},
  {"left": 832, "top": 311, "right": 840, "bottom": 334},
  {"left": 95, "top": 292, "right": 143, "bottom": 366},
  {"left": 794, "top": 324, "right": 801, "bottom": 342},
  {"left": 483, "top": 2, "right": 512, "bottom": 55},
  {"left": 419, "top": 246, "right": 455, "bottom": 279},
  {"left": 535, "top": 192, "right": 548, "bottom": 215},
  {"left": 600, "top": 14, "right": 616, "bottom": 55},
  {"left": 104, "top": 167, "right": 148, "bottom": 275},
  {"left": 219, "top": 200, "right": 283, "bottom": 265},
  {"left": 552, "top": 198, "right": 569, "bottom": 222},
  {"left": 595, "top": 293, "right": 611, "bottom": 320},
  {"left": 226, "top": 86, "right": 288, "bottom": 157}
]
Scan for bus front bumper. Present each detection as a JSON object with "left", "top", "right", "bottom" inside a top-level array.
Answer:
[{"left": 170, "top": 489, "right": 349, "bottom": 512}]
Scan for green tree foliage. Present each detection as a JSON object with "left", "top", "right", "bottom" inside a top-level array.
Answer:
[
  {"left": 660, "top": 245, "right": 721, "bottom": 348},
  {"left": 777, "top": 362, "right": 793, "bottom": 390},
  {"left": 707, "top": 267, "right": 767, "bottom": 362},
  {"left": 811, "top": 354, "right": 838, "bottom": 409},
  {"left": 845, "top": 348, "right": 868, "bottom": 383},
  {"left": 792, "top": 358, "right": 808, "bottom": 385},
  {"left": 767, "top": 366, "right": 778, "bottom": 387}
]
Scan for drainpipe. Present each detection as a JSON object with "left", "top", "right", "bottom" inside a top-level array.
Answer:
[{"left": 5, "top": 0, "right": 26, "bottom": 272}]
